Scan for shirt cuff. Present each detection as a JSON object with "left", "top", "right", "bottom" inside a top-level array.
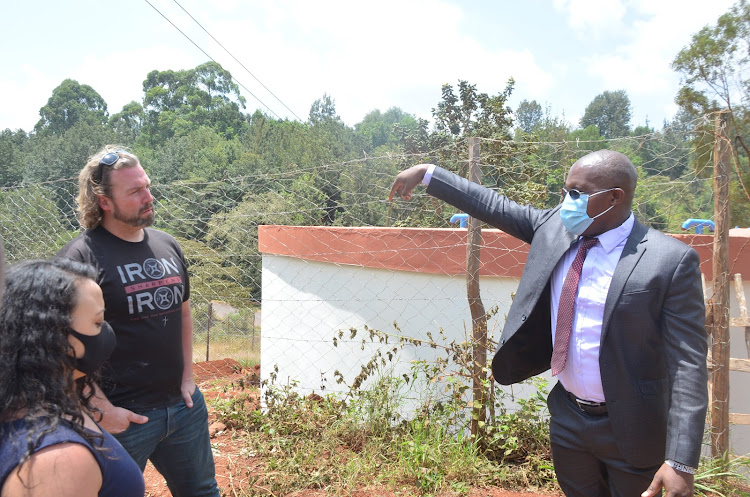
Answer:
[
  {"left": 665, "top": 460, "right": 696, "bottom": 475},
  {"left": 422, "top": 164, "right": 436, "bottom": 186}
]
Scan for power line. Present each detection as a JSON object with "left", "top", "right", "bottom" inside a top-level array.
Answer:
[
  {"left": 171, "top": 0, "right": 304, "bottom": 122},
  {"left": 142, "top": 0, "right": 283, "bottom": 120}
]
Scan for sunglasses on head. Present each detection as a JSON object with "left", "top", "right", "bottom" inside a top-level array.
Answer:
[
  {"left": 94, "top": 150, "right": 128, "bottom": 184},
  {"left": 561, "top": 187, "right": 618, "bottom": 200}
]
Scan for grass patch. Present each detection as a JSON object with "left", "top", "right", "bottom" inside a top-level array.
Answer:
[
  {"left": 212, "top": 374, "right": 558, "bottom": 496},
  {"left": 193, "top": 334, "right": 260, "bottom": 365},
  {"left": 209, "top": 371, "right": 750, "bottom": 497},
  {"left": 695, "top": 455, "right": 750, "bottom": 497}
]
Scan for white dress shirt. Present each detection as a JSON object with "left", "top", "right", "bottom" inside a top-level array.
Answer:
[{"left": 551, "top": 213, "right": 635, "bottom": 402}]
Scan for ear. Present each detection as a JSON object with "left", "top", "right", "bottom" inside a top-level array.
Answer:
[
  {"left": 611, "top": 188, "right": 626, "bottom": 205},
  {"left": 97, "top": 194, "right": 112, "bottom": 213}
]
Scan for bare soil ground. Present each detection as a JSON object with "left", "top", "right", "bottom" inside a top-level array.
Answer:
[{"left": 143, "top": 359, "right": 562, "bottom": 497}]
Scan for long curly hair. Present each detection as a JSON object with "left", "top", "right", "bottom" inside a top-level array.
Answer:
[
  {"left": 0, "top": 258, "right": 103, "bottom": 464},
  {"left": 77, "top": 145, "right": 140, "bottom": 229}
]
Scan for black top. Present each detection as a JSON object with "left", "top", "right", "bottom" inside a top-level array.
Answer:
[
  {"left": 0, "top": 418, "right": 145, "bottom": 496},
  {"left": 58, "top": 226, "right": 190, "bottom": 410}
]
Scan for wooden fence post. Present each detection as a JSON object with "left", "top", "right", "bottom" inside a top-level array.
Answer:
[
  {"left": 466, "top": 137, "right": 487, "bottom": 438},
  {"left": 710, "top": 109, "right": 731, "bottom": 459},
  {"left": 206, "top": 301, "right": 213, "bottom": 362}
]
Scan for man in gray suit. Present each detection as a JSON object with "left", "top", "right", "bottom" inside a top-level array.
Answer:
[{"left": 389, "top": 150, "right": 708, "bottom": 497}]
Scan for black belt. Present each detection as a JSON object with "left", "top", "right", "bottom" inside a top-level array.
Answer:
[{"left": 562, "top": 386, "right": 608, "bottom": 416}]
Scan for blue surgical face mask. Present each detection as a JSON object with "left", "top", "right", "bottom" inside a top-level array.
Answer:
[{"left": 559, "top": 188, "right": 616, "bottom": 236}]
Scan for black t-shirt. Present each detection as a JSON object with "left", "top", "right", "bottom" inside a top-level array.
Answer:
[{"left": 58, "top": 226, "right": 190, "bottom": 411}]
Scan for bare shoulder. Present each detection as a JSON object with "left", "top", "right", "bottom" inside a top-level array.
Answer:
[{"left": 1, "top": 443, "right": 101, "bottom": 497}]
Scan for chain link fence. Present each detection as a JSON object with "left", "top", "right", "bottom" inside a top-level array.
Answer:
[{"left": 0, "top": 123, "right": 724, "bottom": 377}]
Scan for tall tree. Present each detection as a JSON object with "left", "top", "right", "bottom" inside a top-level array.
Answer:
[
  {"left": 672, "top": 0, "right": 750, "bottom": 119},
  {"left": 34, "top": 79, "right": 108, "bottom": 136},
  {"left": 516, "top": 99, "right": 544, "bottom": 133},
  {"left": 433, "top": 79, "right": 515, "bottom": 139},
  {"left": 672, "top": 1, "right": 750, "bottom": 226},
  {"left": 141, "top": 62, "right": 247, "bottom": 145},
  {"left": 308, "top": 93, "right": 339, "bottom": 124},
  {"left": 579, "top": 90, "right": 632, "bottom": 139}
]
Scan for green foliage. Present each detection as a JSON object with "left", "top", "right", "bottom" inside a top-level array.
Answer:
[
  {"left": 515, "top": 99, "right": 544, "bottom": 133},
  {"left": 208, "top": 321, "right": 747, "bottom": 497},
  {"left": 433, "top": 79, "right": 515, "bottom": 139},
  {"left": 109, "top": 101, "right": 145, "bottom": 144},
  {"left": 672, "top": 0, "right": 750, "bottom": 117},
  {"left": 199, "top": 188, "right": 304, "bottom": 299},
  {"left": 34, "top": 79, "right": 108, "bottom": 136},
  {"left": 0, "top": 58, "right": 741, "bottom": 245},
  {"left": 22, "top": 122, "right": 118, "bottom": 182},
  {"left": 580, "top": 90, "right": 632, "bottom": 139},
  {"left": 569, "top": 124, "right": 607, "bottom": 149},
  {"left": 694, "top": 454, "right": 750, "bottom": 496},
  {"left": 671, "top": 1, "right": 750, "bottom": 226},
  {"left": 355, "top": 107, "right": 418, "bottom": 151},
  {"left": 481, "top": 378, "right": 552, "bottom": 465},
  {"left": 308, "top": 93, "right": 339, "bottom": 124},
  {"left": 141, "top": 62, "right": 247, "bottom": 145},
  {"left": 335, "top": 158, "right": 400, "bottom": 227},
  {"left": 18, "top": 122, "right": 118, "bottom": 226},
  {"left": 0, "top": 129, "right": 28, "bottom": 186},
  {"left": 332, "top": 321, "right": 553, "bottom": 468},
  {"left": 0, "top": 184, "right": 77, "bottom": 261},
  {"left": 213, "top": 366, "right": 556, "bottom": 496},
  {"left": 283, "top": 173, "right": 329, "bottom": 225},
  {"left": 177, "top": 237, "right": 255, "bottom": 307}
]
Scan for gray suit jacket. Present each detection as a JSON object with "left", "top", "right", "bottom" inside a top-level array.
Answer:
[{"left": 427, "top": 166, "right": 708, "bottom": 468}]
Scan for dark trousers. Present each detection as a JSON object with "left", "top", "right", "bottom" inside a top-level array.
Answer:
[
  {"left": 114, "top": 387, "right": 220, "bottom": 497},
  {"left": 547, "top": 383, "right": 661, "bottom": 497}
]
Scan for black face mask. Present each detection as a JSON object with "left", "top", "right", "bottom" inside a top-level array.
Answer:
[{"left": 68, "top": 321, "right": 116, "bottom": 375}]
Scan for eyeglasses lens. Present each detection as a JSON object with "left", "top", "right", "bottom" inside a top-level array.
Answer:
[
  {"left": 562, "top": 188, "right": 581, "bottom": 200},
  {"left": 100, "top": 152, "right": 120, "bottom": 166}
]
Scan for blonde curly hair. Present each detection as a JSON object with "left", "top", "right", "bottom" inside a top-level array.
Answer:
[{"left": 76, "top": 146, "right": 140, "bottom": 229}]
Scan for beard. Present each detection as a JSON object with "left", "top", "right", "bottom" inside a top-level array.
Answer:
[{"left": 113, "top": 202, "right": 155, "bottom": 228}]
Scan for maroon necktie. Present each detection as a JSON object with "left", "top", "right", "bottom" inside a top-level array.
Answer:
[{"left": 551, "top": 236, "right": 598, "bottom": 376}]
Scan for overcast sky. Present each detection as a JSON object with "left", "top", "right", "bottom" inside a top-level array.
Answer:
[{"left": 0, "top": 0, "right": 737, "bottom": 133}]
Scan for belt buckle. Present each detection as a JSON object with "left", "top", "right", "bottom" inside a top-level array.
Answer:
[
  {"left": 574, "top": 397, "right": 605, "bottom": 415},
  {"left": 576, "top": 398, "right": 598, "bottom": 409}
]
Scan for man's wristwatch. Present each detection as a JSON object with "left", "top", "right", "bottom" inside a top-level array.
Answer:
[{"left": 665, "top": 460, "right": 696, "bottom": 475}]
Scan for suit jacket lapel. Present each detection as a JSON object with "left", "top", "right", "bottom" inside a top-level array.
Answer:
[{"left": 600, "top": 220, "right": 649, "bottom": 345}]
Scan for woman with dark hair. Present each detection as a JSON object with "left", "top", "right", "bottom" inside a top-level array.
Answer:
[{"left": 0, "top": 258, "right": 144, "bottom": 497}]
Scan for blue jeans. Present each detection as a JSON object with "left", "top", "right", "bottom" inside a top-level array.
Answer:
[{"left": 114, "top": 387, "right": 220, "bottom": 497}]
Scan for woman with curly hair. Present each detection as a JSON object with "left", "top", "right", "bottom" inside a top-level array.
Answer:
[{"left": 0, "top": 258, "right": 144, "bottom": 497}]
